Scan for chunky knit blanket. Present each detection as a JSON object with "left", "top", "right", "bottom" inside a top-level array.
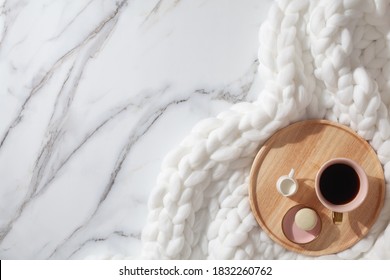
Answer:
[{"left": 141, "top": 0, "right": 390, "bottom": 259}]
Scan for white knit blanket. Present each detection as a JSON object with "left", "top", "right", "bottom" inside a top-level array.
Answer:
[{"left": 141, "top": 0, "right": 390, "bottom": 259}]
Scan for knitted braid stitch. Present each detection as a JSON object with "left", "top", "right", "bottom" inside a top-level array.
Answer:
[{"left": 140, "top": 0, "right": 390, "bottom": 259}]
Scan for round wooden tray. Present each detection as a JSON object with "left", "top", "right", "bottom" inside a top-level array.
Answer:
[{"left": 249, "top": 120, "right": 386, "bottom": 256}]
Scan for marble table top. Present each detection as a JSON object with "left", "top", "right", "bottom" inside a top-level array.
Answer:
[{"left": 0, "top": 0, "right": 272, "bottom": 259}]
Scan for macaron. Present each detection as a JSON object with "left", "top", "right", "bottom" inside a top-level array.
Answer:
[{"left": 294, "top": 208, "right": 318, "bottom": 231}]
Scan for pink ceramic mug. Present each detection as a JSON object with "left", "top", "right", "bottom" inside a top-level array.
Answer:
[{"left": 315, "top": 158, "right": 368, "bottom": 224}]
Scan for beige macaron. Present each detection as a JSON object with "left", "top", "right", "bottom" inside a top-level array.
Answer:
[{"left": 294, "top": 208, "right": 318, "bottom": 231}]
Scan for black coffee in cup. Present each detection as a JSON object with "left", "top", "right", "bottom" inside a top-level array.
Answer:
[{"left": 319, "top": 163, "right": 360, "bottom": 205}]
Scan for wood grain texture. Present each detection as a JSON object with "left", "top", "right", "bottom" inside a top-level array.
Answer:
[{"left": 249, "top": 120, "right": 386, "bottom": 256}]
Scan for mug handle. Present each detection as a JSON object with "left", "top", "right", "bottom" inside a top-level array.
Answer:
[{"left": 332, "top": 212, "right": 343, "bottom": 224}]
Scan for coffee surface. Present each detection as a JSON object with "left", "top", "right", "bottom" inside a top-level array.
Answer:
[{"left": 319, "top": 163, "right": 360, "bottom": 205}]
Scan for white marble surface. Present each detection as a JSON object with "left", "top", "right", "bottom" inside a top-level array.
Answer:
[{"left": 0, "top": 0, "right": 273, "bottom": 259}]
